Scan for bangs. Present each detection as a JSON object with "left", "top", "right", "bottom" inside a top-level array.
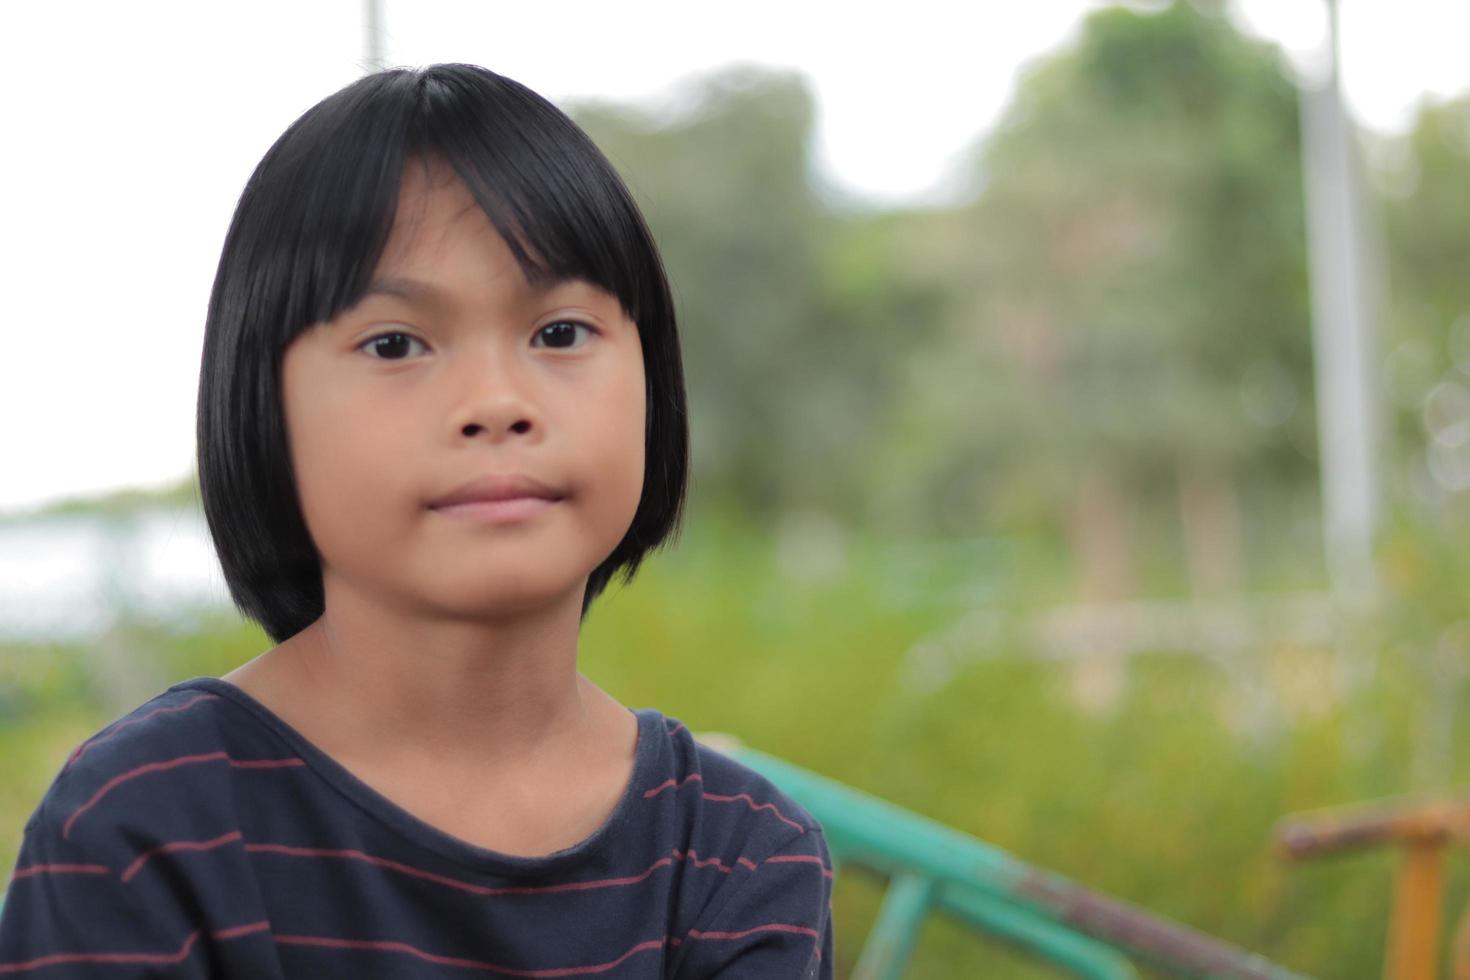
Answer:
[
  {"left": 226, "top": 64, "right": 662, "bottom": 355},
  {"left": 419, "top": 72, "right": 657, "bottom": 325}
]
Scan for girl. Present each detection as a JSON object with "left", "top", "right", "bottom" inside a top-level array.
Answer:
[{"left": 0, "top": 64, "right": 834, "bottom": 978}]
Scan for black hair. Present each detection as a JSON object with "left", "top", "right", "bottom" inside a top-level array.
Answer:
[{"left": 196, "top": 64, "right": 688, "bottom": 644}]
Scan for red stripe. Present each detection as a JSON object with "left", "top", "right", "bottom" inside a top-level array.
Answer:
[
  {"left": 673, "top": 849, "right": 741, "bottom": 874},
  {"left": 642, "top": 773, "right": 702, "bottom": 798},
  {"left": 765, "top": 853, "right": 834, "bottom": 877},
  {"left": 271, "top": 933, "right": 670, "bottom": 976},
  {"left": 0, "top": 924, "right": 819, "bottom": 976},
  {"left": 63, "top": 752, "right": 305, "bottom": 839},
  {"left": 242, "top": 843, "right": 747, "bottom": 895},
  {"left": 701, "top": 792, "right": 806, "bottom": 833},
  {"left": 688, "top": 921, "right": 825, "bottom": 961},
  {"left": 121, "top": 831, "right": 244, "bottom": 883},
  {"left": 0, "top": 931, "right": 204, "bottom": 973},
  {"left": 687, "top": 922, "right": 821, "bottom": 942},
  {"left": 7, "top": 863, "right": 111, "bottom": 886},
  {"left": 0, "top": 922, "right": 298, "bottom": 974},
  {"left": 213, "top": 921, "right": 271, "bottom": 940},
  {"left": 64, "top": 695, "right": 221, "bottom": 772}
]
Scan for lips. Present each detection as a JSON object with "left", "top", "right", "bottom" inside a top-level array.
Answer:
[{"left": 427, "top": 474, "right": 565, "bottom": 510}]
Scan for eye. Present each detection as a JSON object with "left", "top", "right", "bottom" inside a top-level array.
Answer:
[
  {"left": 359, "top": 331, "right": 427, "bottom": 361},
  {"left": 532, "top": 321, "right": 595, "bottom": 350}
]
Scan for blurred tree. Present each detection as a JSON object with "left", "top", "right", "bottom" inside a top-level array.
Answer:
[
  {"left": 1382, "top": 96, "right": 1470, "bottom": 336},
  {"left": 1370, "top": 97, "right": 1470, "bottom": 794},
  {"left": 575, "top": 70, "right": 950, "bottom": 527},
  {"left": 896, "top": 1, "right": 1316, "bottom": 597},
  {"left": 574, "top": 71, "right": 827, "bottom": 518},
  {"left": 1377, "top": 94, "right": 1470, "bottom": 508},
  {"left": 572, "top": 5, "right": 1341, "bottom": 602}
]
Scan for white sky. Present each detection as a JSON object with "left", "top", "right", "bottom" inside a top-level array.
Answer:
[{"left": 2, "top": 0, "right": 1469, "bottom": 515}]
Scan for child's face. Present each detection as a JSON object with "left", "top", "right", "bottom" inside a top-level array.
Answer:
[{"left": 280, "top": 157, "right": 647, "bottom": 621}]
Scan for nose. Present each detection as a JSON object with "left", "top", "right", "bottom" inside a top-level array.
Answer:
[{"left": 452, "top": 347, "right": 541, "bottom": 442}]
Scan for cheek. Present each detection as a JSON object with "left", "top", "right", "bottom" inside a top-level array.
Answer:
[
  {"left": 290, "top": 418, "right": 389, "bottom": 533},
  {"left": 584, "top": 357, "right": 647, "bottom": 523},
  {"left": 609, "top": 384, "right": 648, "bottom": 508},
  {"left": 281, "top": 355, "right": 406, "bottom": 555}
]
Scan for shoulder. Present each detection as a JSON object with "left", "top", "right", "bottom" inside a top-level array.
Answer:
[
  {"left": 638, "top": 710, "right": 827, "bottom": 862},
  {"left": 25, "top": 679, "right": 262, "bottom": 845},
  {"left": 637, "top": 713, "right": 835, "bottom": 977},
  {"left": 3, "top": 681, "right": 266, "bottom": 956}
]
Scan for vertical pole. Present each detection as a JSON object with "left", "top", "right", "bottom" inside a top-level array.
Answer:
[
  {"left": 1384, "top": 840, "right": 1445, "bottom": 980},
  {"left": 851, "top": 873, "right": 936, "bottom": 980},
  {"left": 1300, "top": 0, "right": 1381, "bottom": 602},
  {"left": 364, "top": 0, "right": 386, "bottom": 72}
]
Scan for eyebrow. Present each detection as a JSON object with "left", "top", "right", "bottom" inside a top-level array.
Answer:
[{"left": 360, "top": 276, "right": 450, "bottom": 308}]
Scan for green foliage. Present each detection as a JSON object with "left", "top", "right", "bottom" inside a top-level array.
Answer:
[
  {"left": 1382, "top": 96, "right": 1470, "bottom": 325},
  {"left": 561, "top": 2, "right": 1332, "bottom": 601},
  {"left": 951, "top": 3, "right": 1313, "bottom": 492},
  {"left": 566, "top": 516, "right": 1470, "bottom": 976},
  {"left": 573, "top": 70, "right": 831, "bottom": 516},
  {"left": 1377, "top": 94, "right": 1470, "bottom": 507}
]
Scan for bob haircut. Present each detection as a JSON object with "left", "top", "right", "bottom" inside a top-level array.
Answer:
[{"left": 197, "top": 63, "right": 688, "bottom": 645}]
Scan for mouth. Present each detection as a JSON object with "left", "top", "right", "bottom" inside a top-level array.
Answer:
[
  {"left": 428, "top": 473, "right": 564, "bottom": 508},
  {"left": 430, "top": 496, "right": 559, "bottom": 523}
]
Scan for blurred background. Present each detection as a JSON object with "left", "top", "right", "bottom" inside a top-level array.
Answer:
[{"left": 4, "top": 0, "right": 1470, "bottom": 974}]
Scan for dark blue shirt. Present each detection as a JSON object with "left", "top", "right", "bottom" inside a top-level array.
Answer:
[{"left": 0, "top": 677, "right": 834, "bottom": 977}]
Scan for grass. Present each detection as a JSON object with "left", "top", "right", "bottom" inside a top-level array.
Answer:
[{"left": 1, "top": 513, "right": 1464, "bottom": 978}]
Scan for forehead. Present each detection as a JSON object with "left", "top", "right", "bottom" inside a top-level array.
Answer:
[
  {"left": 359, "top": 158, "right": 617, "bottom": 312},
  {"left": 377, "top": 159, "right": 503, "bottom": 268}
]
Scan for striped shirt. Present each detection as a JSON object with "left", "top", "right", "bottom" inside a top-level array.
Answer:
[{"left": 0, "top": 677, "right": 834, "bottom": 977}]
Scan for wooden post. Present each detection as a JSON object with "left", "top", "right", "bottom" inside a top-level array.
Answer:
[
  {"left": 1274, "top": 793, "right": 1470, "bottom": 980},
  {"left": 1385, "top": 839, "right": 1446, "bottom": 980}
]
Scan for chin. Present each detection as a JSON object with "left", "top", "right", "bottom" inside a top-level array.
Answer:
[{"left": 424, "top": 572, "right": 587, "bottom": 621}]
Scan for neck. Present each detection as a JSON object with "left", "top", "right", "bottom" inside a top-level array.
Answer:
[{"left": 290, "top": 578, "right": 603, "bottom": 775}]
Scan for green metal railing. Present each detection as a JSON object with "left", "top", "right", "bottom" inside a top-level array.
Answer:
[{"left": 725, "top": 743, "right": 1311, "bottom": 980}]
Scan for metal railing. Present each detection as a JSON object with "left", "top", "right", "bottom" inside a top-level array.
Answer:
[{"left": 723, "top": 740, "right": 1309, "bottom": 979}]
